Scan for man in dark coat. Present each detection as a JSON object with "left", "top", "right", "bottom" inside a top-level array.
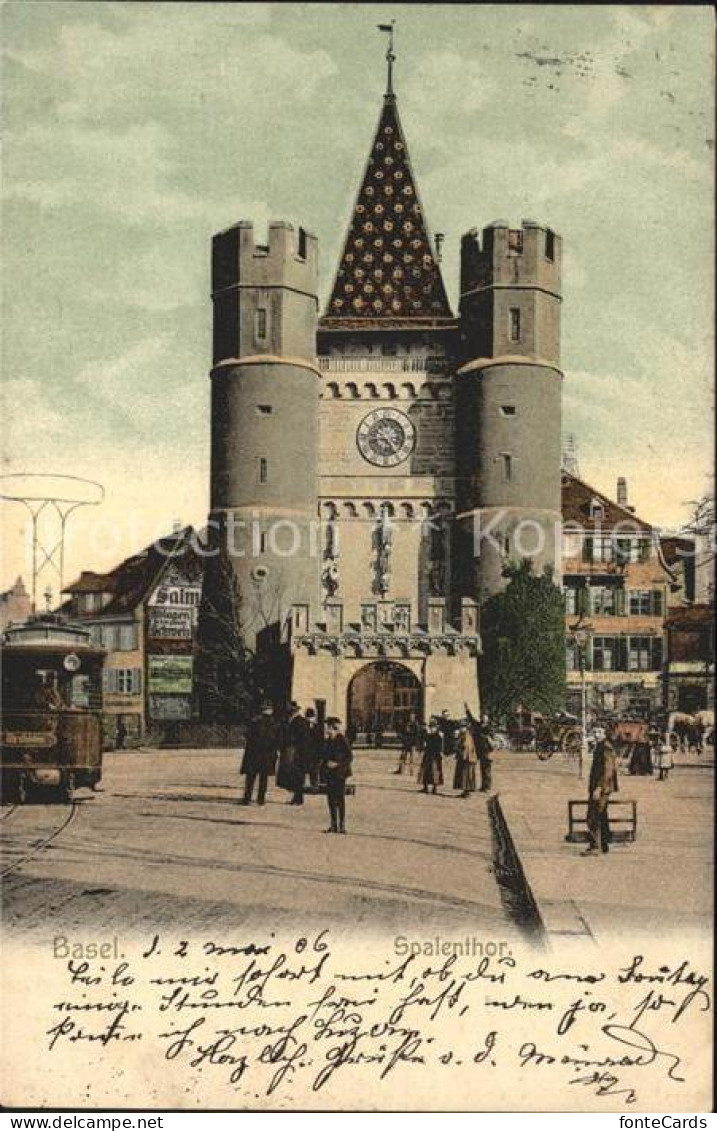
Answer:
[
  {"left": 418, "top": 717, "right": 443, "bottom": 794},
  {"left": 304, "top": 708, "right": 323, "bottom": 790},
  {"left": 583, "top": 727, "right": 619, "bottom": 855},
  {"left": 320, "top": 717, "right": 353, "bottom": 833},
  {"left": 467, "top": 708, "right": 494, "bottom": 793},
  {"left": 278, "top": 702, "right": 311, "bottom": 805},
  {"left": 438, "top": 710, "right": 457, "bottom": 758},
  {"left": 240, "top": 702, "right": 281, "bottom": 806}
]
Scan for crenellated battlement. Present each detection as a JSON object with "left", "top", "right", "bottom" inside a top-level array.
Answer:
[
  {"left": 460, "top": 220, "right": 562, "bottom": 298},
  {"left": 211, "top": 218, "right": 319, "bottom": 366},
  {"left": 212, "top": 219, "right": 318, "bottom": 300}
]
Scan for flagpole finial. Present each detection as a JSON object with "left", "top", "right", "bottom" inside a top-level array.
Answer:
[{"left": 378, "top": 21, "right": 396, "bottom": 97}]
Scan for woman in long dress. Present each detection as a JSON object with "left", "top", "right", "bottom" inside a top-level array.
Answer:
[{"left": 453, "top": 722, "right": 478, "bottom": 798}]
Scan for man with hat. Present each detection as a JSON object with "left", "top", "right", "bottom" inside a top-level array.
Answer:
[
  {"left": 583, "top": 726, "right": 618, "bottom": 855},
  {"left": 320, "top": 717, "right": 353, "bottom": 833},
  {"left": 304, "top": 707, "right": 323, "bottom": 790},
  {"left": 240, "top": 701, "right": 281, "bottom": 806}
]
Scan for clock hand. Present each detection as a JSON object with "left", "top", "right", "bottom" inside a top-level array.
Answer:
[{"left": 376, "top": 424, "right": 401, "bottom": 452}]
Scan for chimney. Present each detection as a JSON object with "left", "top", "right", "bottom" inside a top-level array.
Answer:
[
  {"left": 434, "top": 233, "right": 444, "bottom": 263},
  {"left": 617, "top": 477, "right": 635, "bottom": 513}
]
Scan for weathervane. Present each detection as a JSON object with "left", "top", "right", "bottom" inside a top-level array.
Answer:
[{"left": 378, "top": 21, "right": 396, "bottom": 97}]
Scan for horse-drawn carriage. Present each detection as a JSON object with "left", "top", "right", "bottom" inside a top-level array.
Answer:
[{"left": 507, "top": 709, "right": 582, "bottom": 758}]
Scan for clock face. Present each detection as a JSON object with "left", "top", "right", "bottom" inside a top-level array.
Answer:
[{"left": 357, "top": 408, "right": 416, "bottom": 467}]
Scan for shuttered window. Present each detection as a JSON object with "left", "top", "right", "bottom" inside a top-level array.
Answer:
[
  {"left": 104, "top": 668, "right": 142, "bottom": 695},
  {"left": 628, "top": 590, "right": 664, "bottom": 616}
]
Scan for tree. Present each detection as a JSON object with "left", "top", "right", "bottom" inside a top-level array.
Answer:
[
  {"left": 194, "top": 540, "right": 257, "bottom": 724},
  {"left": 479, "top": 559, "right": 566, "bottom": 723}
]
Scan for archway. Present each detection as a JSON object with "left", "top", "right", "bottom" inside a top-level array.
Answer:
[{"left": 347, "top": 661, "right": 423, "bottom": 741}]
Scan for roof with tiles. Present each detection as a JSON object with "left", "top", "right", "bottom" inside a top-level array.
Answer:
[
  {"left": 321, "top": 90, "right": 452, "bottom": 330},
  {"left": 561, "top": 472, "right": 653, "bottom": 533}
]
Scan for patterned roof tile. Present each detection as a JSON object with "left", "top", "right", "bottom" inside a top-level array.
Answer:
[{"left": 321, "top": 95, "right": 452, "bottom": 327}]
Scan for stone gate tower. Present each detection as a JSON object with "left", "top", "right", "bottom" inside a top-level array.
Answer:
[
  {"left": 207, "top": 221, "right": 320, "bottom": 650},
  {"left": 455, "top": 221, "right": 563, "bottom": 602},
  {"left": 197, "top": 50, "right": 566, "bottom": 726}
]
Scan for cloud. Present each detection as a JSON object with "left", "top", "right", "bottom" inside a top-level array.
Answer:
[
  {"left": 402, "top": 49, "right": 496, "bottom": 134},
  {"left": 1, "top": 379, "right": 70, "bottom": 464},
  {"left": 1, "top": 4, "right": 712, "bottom": 588},
  {"left": 71, "top": 334, "right": 209, "bottom": 443},
  {"left": 4, "top": 9, "right": 337, "bottom": 228},
  {"left": 564, "top": 345, "right": 714, "bottom": 528}
]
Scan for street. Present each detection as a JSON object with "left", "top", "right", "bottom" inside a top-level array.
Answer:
[
  {"left": 1, "top": 747, "right": 517, "bottom": 944},
  {"left": 1, "top": 745, "right": 713, "bottom": 947}
]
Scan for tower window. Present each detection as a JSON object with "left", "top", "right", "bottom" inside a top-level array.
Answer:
[
  {"left": 259, "top": 531, "right": 267, "bottom": 554},
  {"left": 259, "top": 458, "right": 268, "bottom": 483},
  {"left": 256, "top": 404, "right": 273, "bottom": 416},
  {"left": 255, "top": 307, "right": 268, "bottom": 341},
  {"left": 545, "top": 229, "right": 555, "bottom": 261},
  {"left": 501, "top": 453, "right": 513, "bottom": 481},
  {"left": 297, "top": 227, "right": 307, "bottom": 260},
  {"left": 500, "top": 405, "right": 516, "bottom": 416},
  {"left": 508, "top": 229, "right": 524, "bottom": 254},
  {"left": 509, "top": 308, "right": 521, "bottom": 342}
]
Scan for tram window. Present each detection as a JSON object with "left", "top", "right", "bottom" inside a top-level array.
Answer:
[
  {"left": 70, "top": 675, "right": 91, "bottom": 708},
  {"left": 31, "top": 671, "right": 64, "bottom": 710}
]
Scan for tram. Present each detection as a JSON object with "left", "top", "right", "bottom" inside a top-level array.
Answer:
[{"left": 1, "top": 615, "right": 105, "bottom": 803}]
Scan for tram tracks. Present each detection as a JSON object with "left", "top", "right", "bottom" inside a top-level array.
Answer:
[{"left": 0, "top": 801, "right": 79, "bottom": 879}]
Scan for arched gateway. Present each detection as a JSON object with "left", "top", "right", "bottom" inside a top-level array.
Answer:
[{"left": 347, "top": 661, "right": 423, "bottom": 739}]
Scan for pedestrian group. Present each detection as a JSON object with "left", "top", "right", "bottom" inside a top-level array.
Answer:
[{"left": 239, "top": 702, "right": 497, "bottom": 834}]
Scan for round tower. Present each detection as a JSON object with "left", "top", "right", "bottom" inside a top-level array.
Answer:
[
  {"left": 455, "top": 220, "right": 563, "bottom": 603},
  {"left": 207, "top": 220, "right": 320, "bottom": 650}
]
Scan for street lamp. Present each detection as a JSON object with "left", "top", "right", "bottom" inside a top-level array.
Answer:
[{"left": 570, "top": 615, "right": 594, "bottom": 780}]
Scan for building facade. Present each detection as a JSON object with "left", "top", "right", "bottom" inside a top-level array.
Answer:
[
  {"left": 201, "top": 68, "right": 564, "bottom": 733},
  {"left": 62, "top": 529, "right": 203, "bottom": 743},
  {"left": 0, "top": 576, "right": 32, "bottom": 631},
  {"left": 662, "top": 604, "right": 714, "bottom": 714},
  {"left": 562, "top": 474, "right": 668, "bottom": 718}
]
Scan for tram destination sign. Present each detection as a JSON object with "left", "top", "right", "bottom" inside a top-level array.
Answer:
[{"left": 1, "top": 731, "right": 57, "bottom": 747}]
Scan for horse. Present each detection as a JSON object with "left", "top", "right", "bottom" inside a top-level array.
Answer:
[{"left": 667, "top": 710, "right": 714, "bottom": 753}]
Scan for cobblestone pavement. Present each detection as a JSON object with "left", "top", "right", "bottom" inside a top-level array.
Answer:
[
  {"left": 493, "top": 746, "right": 714, "bottom": 948},
  {"left": 3, "top": 745, "right": 711, "bottom": 951},
  {"left": 1, "top": 746, "right": 519, "bottom": 945}
]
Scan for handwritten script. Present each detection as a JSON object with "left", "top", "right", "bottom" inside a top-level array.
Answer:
[{"left": 42, "top": 934, "right": 712, "bottom": 1108}]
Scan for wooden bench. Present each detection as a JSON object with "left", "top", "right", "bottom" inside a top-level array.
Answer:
[{"left": 565, "top": 799, "right": 637, "bottom": 844}]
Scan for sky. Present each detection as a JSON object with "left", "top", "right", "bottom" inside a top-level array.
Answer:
[{"left": 1, "top": 2, "right": 714, "bottom": 594}]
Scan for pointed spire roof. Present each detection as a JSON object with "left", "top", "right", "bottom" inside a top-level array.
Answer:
[{"left": 321, "top": 90, "right": 453, "bottom": 329}]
